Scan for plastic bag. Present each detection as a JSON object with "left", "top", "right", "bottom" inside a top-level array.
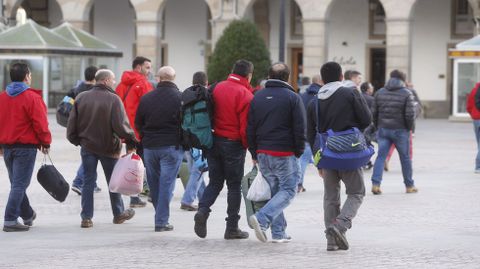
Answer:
[
  {"left": 246, "top": 172, "right": 271, "bottom": 202},
  {"left": 109, "top": 153, "right": 144, "bottom": 196}
]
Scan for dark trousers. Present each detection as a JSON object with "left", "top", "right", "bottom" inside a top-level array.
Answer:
[{"left": 198, "top": 136, "right": 246, "bottom": 229}]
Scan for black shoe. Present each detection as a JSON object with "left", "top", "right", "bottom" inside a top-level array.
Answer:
[
  {"left": 224, "top": 228, "right": 249, "bottom": 240},
  {"left": 194, "top": 211, "right": 209, "bottom": 238},
  {"left": 3, "top": 222, "right": 29, "bottom": 232},
  {"left": 71, "top": 185, "right": 82, "bottom": 195},
  {"left": 155, "top": 224, "right": 174, "bottom": 232},
  {"left": 130, "top": 198, "right": 147, "bottom": 208},
  {"left": 23, "top": 211, "right": 36, "bottom": 226},
  {"left": 180, "top": 203, "right": 198, "bottom": 211},
  {"left": 326, "top": 226, "right": 349, "bottom": 250}
]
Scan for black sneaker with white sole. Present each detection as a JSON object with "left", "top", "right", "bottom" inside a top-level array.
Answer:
[{"left": 326, "top": 226, "right": 349, "bottom": 250}]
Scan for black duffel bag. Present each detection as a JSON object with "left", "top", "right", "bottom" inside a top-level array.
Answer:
[{"left": 37, "top": 154, "right": 69, "bottom": 202}]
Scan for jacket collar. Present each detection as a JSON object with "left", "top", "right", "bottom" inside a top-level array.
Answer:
[
  {"left": 156, "top": 81, "right": 178, "bottom": 90},
  {"left": 227, "top": 74, "right": 253, "bottom": 92},
  {"left": 94, "top": 83, "right": 115, "bottom": 94},
  {"left": 264, "top": 79, "right": 295, "bottom": 92}
]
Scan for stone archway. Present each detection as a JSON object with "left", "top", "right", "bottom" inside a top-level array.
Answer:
[{"left": 8, "top": 0, "right": 63, "bottom": 27}]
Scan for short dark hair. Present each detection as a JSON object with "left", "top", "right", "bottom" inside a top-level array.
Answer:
[
  {"left": 390, "top": 69, "right": 406, "bottom": 82},
  {"left": 268, "top": 62, "right": 290, "bottom": 82},
  {"left": 301, "top": 76, "right": 310, "bottom": 85},
  {"left": 132, "top": 56, "right": 151, "bottom": 69},
  {"left": 232, "top": 59, "right": 254, "bottom": 78},
  {"left": 360, "top": 82, "right": 371, "bottom": 93},
  {"left": 321, "top": 62, "right": 343, "bottom": 84},
  {"left": 344, "top": 70, "right": 360, "bottom": 80},
  {"left": 10, "top": 62, "right": 30, "bottom": 82},
  {"left": 192, "top": 71, "right": 207, "bottom": 86},
  {"left": 84, "top": 66, "right": 98, "bottom": 81}
]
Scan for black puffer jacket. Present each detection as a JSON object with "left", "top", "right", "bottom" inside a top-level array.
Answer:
[{"left": 372, "top": 78, "right": 416, "bottom": 131}]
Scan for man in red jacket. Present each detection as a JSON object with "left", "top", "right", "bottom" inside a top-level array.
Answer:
[
  {"left": 115, "top": 56, "right": 153, "bottom": 207},
  {"left": 467, "top": 82, "right": 480, "bottom": 173},
  {"left": 0, "top": 62, "right": 51, "bottom": 232},
  {"left": 194, "top": 60, "right": 254, "bottom": 240}
]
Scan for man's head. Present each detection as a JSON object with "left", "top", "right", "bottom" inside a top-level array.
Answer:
[
  {"left": 312, "top": 74, "right": 322, "bottom": 85},
  {"left": 132, "top": 56, "right": 152, "bottom": 76},
  {"left": 95, "top": 69, "right": 116, "bottom": 88},
  {"left": 344, "top": 70, "right": 362, "bottom": 86},
  {"left": 157, "top": 66, "right": 176, "bottom": 82},
  {"left": 390, "top": 69, "right": 406, "bottom": 82},
  {"left": 84, "top": 66, "right": 98, "bottom": 83},
  {"left": 301, "top": 76, "right": 310, "bottom": 86},
  {"left": 192, "top": 71, "right": 208, "bottom": 86},
  {"left": 10, "top": 62, "right": 31, "bottom": 85},
  {"left": 268, "top": 62, "right": 290, "bottom": 82},
  {"left": 232, "top": 59, "right": 254, "bottom": 82},
  {"left": 320, "top": 62, "right": 343, "bottom": 84},
  {"left": 360, "top": 82, "right": 374, "bottom": 95}
]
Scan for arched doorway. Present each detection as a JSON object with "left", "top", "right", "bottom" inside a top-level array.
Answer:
[
  {"left": 11, "top": 0, "right": 63, "bottom": 27},
  {"left": 411, "top": 0, "right": 475, "bottom": 117},
  {"left": 160, "top": 0, "right": 212, "bottom": 90},
  {"left": 88, "top": 0, "right": 136, "bottom": 73},
  {"left": 326, "top": 0, "right": 386, "bottom": 91},
  {"left": 244, "top": 0, "right": 303, "bottom": 89}
]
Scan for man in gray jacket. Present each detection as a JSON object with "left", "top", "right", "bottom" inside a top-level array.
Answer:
[
  {"left": 67, "top": 69, "right": 138, "bottom": 228},
  {"left": 370, "top": 70, "right": 417, "bottom": 195}
]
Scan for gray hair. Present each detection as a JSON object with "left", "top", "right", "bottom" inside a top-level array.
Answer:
[
  {"left": 157, "top": 66, "right": 176, "bottom": 82},
  {"left": 95, "top": 69, "right": 114, "bottom": 82}
]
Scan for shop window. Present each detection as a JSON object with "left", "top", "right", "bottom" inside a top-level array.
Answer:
[
  {"left": 290, "top": 2, "right": 303, "bottom": 39},
  {"left": 452, "top": 0, "right": 474, "bottom": 39},
  {"left": 369, "top": 0, "right": 386, "bottom": 39}
]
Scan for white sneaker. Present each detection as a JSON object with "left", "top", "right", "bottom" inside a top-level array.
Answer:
[
  {"left": 271, "top": 235, "right": 292, "bottom": 243},
  {"left": 248, "top": 215, "right": 267, "bottom": 243}
]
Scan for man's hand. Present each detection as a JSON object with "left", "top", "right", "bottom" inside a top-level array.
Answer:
[
  {"left": 318, "top": 169, "right": 325, "bottom": 179},
  {"left": 127, "top": 148, "right": 136, "bottom": 155},
  {"left": 39, "top": 145, "right": 50, "bottom": 155}
]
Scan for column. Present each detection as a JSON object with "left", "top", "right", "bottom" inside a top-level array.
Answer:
[
  {"left": 302, "top": 18, "right": 327, "bottom": 78},
  {"left": 135, "top": 20, "right": 160, "bottom": 69},
  {"left": 385, "top": 18, "right": 411, "bottom": 76}
]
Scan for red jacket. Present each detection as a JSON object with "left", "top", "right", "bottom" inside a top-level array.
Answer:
[
  {"left": 0, "top": 88, "right": 51, "bottom": 146},
  {"left": 115, "top": 71, "right": 153, "bottom": 139},
  {"left": 213, "top": 74, "right": 254, "bottom": 148},
  {"left": 467, "top": 83, "right": 480, "bottom": 120}
]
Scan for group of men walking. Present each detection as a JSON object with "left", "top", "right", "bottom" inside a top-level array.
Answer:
[{"left": 0, "top": 57, "right": 420, "bottom": 251}]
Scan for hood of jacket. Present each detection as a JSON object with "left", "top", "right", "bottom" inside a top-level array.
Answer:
[
  {"left": 264, "top": 79, "right": 295, "bottom": 92},
  {"left": 6, "top": 82, "right": 30, "bottom": 97},
  {"left": 317, "top": 81, "right": 343, "bottom": 100},
  {"left": 120, "top": 71, "right": 146, "bottom": 86},
  {"left": 385, "top": 77, "right": 406, "bottom": 91},
  {"left": 342, "top": 80, "right": 357, "bottom": 88},
  {"left": 306, "top": 83, "right": 321, "bottom": 94}
]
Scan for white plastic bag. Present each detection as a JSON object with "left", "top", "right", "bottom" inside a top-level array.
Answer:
[
  {"left": 109, "top": 153, "right": 144, "bottom": 196},
  {"left": 246, "top": 173, "right": 271, "bottom": 202}
]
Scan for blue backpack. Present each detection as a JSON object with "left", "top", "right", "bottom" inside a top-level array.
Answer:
[
  {"left": 312, "top": 100, "right": 374, "bottom": 170},
  {"left": 181, "top": 85, "right": 214, "bottom": 150}
]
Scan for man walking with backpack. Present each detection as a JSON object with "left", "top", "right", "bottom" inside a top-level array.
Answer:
[
  {"left": 194, "top": 60, "right": 254, "bottom": 240},
  {"left": 306, "top": 62, "right": 371, "bottom": 251},
  {"left": 247, "top": 62, "right": 305, "bottom": 243},
  {"left": 115, "top": 56, "right": 153, "bottom": 208}
]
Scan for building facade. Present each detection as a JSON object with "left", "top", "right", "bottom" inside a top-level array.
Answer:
[{"left": 1, "top": 0, "right": 480, "bottom": 117}]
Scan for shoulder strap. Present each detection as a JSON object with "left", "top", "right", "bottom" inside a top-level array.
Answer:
[
  {"left": 315, "top": 96, "right": 320, "bottom": 133},
  {"left": 122, "top": 85, "right": 133, "bottom": 102}
]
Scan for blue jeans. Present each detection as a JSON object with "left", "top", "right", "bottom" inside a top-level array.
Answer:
[
  {"left": 181, "top": 151, "right": 206, "bottom": 205},
  {"left": 144, "top": 146, "right": 183, "bottom": 227},
  {"left": 473, "top": 120, "right": 480, "bottom": 170},
  {"left": 297, "top": 142, "right": 313, "bottom": 186},
  {"left": 199, "top": 136, "right": 246, "bottom": 229},
  {"left": 80, "top": 148, "right": 124, "bottom": 220},
  {"left": 3, "top": 147, "right": 37, "bottom": 226},
  {"left": 371, "top": 128, "right": 414, "bottom": 187},
  {"left": 72, "top": 163, "right": 98, "bottom": 189},
  {"left": 255, "top": 154, "right": 298, "bottom": 239}
]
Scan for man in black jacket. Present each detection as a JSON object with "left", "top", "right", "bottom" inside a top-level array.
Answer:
[
  {"left": 247, "top": 62, "right": 305, "bottom": 243},
  {"left": 370, "top": 70, "right": 417, "bottom": 195},
  {"left": 306, "top": 62, "right": 371, "bottom": 251},
  {"left": 135, "top": 66, "right": 183, "bottom": 232}
]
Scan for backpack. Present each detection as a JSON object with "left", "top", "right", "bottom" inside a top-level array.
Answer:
[
  {"left": 56, "top": 95, "right": 75, "bottom": 127},
  {"left": 181, "top": 84, "right": 214, "bottom": 150},
  {"left": 312, "top": 99, "right": 374, "bottom": 170}
]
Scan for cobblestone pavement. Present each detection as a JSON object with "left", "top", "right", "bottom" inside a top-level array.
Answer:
[{"left": 0, "top": 117, "right": 479, "bottom": 268}]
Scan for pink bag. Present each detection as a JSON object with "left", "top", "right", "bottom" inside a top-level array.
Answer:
[{"left": 109, "top": 153, "right": 144, "bottom": 196}]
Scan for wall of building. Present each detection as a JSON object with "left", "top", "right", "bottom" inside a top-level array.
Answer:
[
  {"left": 49, "top": 0, "right": 63, "bottom": 27},
  {"left": 163, "top": 0, "right": 209, "bottom": 90},
  {"left": 326, "top": 0, "right": 383, "bottom": 80},
  {"left": 91, "top": 0, "right": 136, "bottom": 74}
]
